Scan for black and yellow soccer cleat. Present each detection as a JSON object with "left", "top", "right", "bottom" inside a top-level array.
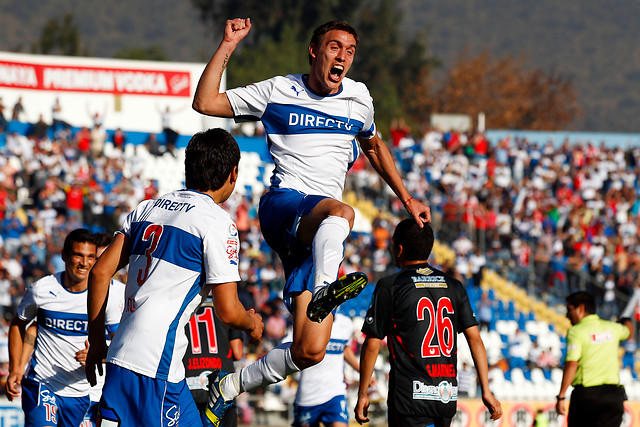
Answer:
[{"left": 307, "top": 272, "right": 368, "bottom": 323}]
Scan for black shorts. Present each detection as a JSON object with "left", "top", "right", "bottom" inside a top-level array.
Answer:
[
  {"left": 387, "top": 396, "right": 452, "bottom": 427},
  {"left": 568, "top": 384, "right": 626, "bottom": 427}
]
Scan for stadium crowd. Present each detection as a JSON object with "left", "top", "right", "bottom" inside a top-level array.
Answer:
[{"left": 0, "top": 97, "right": 639, "bottom": 411}]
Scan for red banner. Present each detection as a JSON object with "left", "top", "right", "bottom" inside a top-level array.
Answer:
[{"left": 0, "top": 59, "right": 191, "bottom": 97}]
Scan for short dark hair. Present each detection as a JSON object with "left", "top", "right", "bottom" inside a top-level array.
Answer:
[
  {"left": 62, "top": 228, "right": 95, "bottom": 256},
  {"left": 309, "top": 21, "right": 359, "bottom": 65},
  {"left": 93, "top": 232, "right": 113, "bottom": 248},
  {"left": 566, "top": 291, "right": 596, "bottom": 314},
  {"left": 392, "top": 219, "right": 434, "bottom": 261},
  {"left": 184, "top": 128, "right": 240, "bottom": 192}
]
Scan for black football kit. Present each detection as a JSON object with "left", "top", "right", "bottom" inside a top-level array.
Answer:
[{"left": 362, "top": 263, "right": 477, "bottom": 425}]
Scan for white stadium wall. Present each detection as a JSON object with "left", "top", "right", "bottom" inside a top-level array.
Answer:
[{"left": 0, "top": 51, "right": 228, "bottom": 136}]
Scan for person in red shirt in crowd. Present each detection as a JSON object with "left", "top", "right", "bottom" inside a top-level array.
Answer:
[
  {"left": 65, "top": 182, "right": 85, "bottom": 225},
  {"left": 389, "top": 118, "right": 410, "bottom": 148},
  {"left": 473, "top": 132, "right": 488, "bottom": 159},
  {"left": 76, "top": 127, "right": 91, "bottom": 157},
  {"left": 113, "top": 128, "right": 126, "bottom": 150},
  {"left": 143, "top": 180, "right": 158, "bottom": 200}
]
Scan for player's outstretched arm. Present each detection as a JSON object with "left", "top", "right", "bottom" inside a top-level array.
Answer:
[
  {"left": 358, "top": 134, "right": 431, "bottom": 225},
  {"left": 355, "top": 336, "right": 381, "bottom": 425},
  {"left": 86, "top": 233, "right": 131, "bottom": 386},
  {"left": 211, "top": 281, "right": 264, "bottom": 342},
  {"left": 192, "top": 18, "right": 252, "bottom": 117},
  {"left": 463, "top": 325, "right": 503, "bottom": 420}
]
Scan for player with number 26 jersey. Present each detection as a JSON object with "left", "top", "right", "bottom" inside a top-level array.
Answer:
[
  {"left": 106, "top": 189, "right": 241, "bottom": 383},
  {"left": 362, "top": 264, "right": 477, "bottom": 419}
]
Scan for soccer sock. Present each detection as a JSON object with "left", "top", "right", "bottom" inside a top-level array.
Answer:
[
  {"left": 220, "top": 342, "right": 300, "bottom": 399},
  {"left": 312, "top": 215, "right": 350, "bottom": 294}
]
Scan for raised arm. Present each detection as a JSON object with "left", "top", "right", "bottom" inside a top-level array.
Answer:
[
  {"left": 358, "top": 133, "right": 431, "bottom": 225},
  {"left": 192, "top": 18, "right": 252, "bottom": 117},
  {"left": 463, "top": 325, "right": 503, "bottom": 420}
]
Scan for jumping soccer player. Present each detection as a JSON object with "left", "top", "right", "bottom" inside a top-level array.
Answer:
[{"left": 192, "top": 18, "right": 431, "bottom": 426}]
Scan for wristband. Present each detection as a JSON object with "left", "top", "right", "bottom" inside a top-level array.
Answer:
[
  {"left": 403, "top": 196, "right": 414, "bottom": 204},
  {"left": 556, "top": 395, "right": 565, "bottom": 400}
]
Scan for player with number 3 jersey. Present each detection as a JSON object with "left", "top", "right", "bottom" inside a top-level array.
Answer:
[{"left": 85, "top": 128, "right": 263, "bottom": 427}]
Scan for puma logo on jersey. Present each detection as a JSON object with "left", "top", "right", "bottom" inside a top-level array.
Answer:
[{"left": 291, "top": 85, "right": 303, "bottom": 96}]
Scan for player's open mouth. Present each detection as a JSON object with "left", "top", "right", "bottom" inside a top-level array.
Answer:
[{"left": 329, "top": 65, "right": 344, "bottom": 82}]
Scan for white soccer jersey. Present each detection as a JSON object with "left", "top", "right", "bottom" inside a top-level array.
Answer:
[
  {"left": 106, "top": 190, "right": 241, "bottom": 383},
  {"left": 227, "top": 74, "right": 376, "bottom": 200},
  {"left": 294, "top": 313, "right": 354, "bottom": 406},
  {"left": 89, "top": 278, "right": 126, "bottom": 402},
  {"left": 18, "top": 272, "right": 121, "bottom": 397}
]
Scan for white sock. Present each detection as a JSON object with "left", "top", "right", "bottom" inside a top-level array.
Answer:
[
  {"left": 312, "top": 216, "right": 350, "bottom": 294},
  {"left": 221, "top": 343, "right": 300, "bottom": 399}
]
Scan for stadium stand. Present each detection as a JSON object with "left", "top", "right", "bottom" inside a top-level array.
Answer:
[{"left": 2, "top": 107, "right": 640, "bottom": 424}]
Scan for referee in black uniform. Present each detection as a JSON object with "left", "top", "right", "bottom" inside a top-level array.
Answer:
[
  {"left": 556, "top": 291, "right": 632, "bottom": 427},
  {"left": 354, "top": 219, "right": 502, "bottom": 427}
]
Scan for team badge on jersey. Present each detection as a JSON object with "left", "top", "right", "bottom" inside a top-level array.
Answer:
[{"left": 226, "top": 224, "right": 239, "bottom": 265}]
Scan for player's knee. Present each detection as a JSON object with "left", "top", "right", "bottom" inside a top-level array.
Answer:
[
  {"left": 328, "top": 204, "right": 355, "bottom": 228},
  {"left": 290, "top": 345, "right": 326, "bottom": 369}
]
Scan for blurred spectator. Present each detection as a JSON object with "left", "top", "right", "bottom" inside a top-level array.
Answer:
[
  {"left": 469, "top": 248, "right": 486, "bottom": 287},
  {"left": 458, "top": 361, "right": 477, "bottom": 398},
  {"left": 90, "top": 124, "right": 107, "bottom": 159},
  {"left": 32, "top": 115, "right": 49, "bottom": 140},
  {"left": 508, "top": 328, "right": 530, "bottom": 370},
  {"left": 477, "top": 293, "right": 494, "bottom": 332},
  {"left": 112, "top": 128, "right": 126, "bottom": 150},
  {"left": 0, "top": 99, "right": 7, "bottom": 129},
  {"left": 11, "top": 97, "right": 25, "bottom": 122}
]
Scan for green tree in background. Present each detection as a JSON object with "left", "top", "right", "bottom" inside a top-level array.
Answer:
[
  {"left": 190, "top": 0, "right": 437, "bottom": 136},
  {"left": 31, "top": 13, "right": 90, "bottom": 56},
  {"left": 191, "top": 0, "right": 360, "bottom": 48},
  {"left": 350, "top": 0, "right": 438, "bottom": 134},
  {"left": 114, "top": 45, "right": 169, "bottom": 61}
]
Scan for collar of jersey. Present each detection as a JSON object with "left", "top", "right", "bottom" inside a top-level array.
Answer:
[
  {"left": 578, "top": 314, "right": 599, "bottom": 325},
  {"left": 302, "top": 74, "right": 343, "bottom": 97},
  {"left": 183, "top": 188, "right": 214, "bottom": 202},
  {"left": 57, "top": 271, "right": 88, "bottom": 294}
]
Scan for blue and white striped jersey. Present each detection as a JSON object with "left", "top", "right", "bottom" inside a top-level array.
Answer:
[
  {"left": 18, "top": 272, "right": 122, "bottom": 397},
  {"left": 227, "top": 74, "right": 376, "bottom": 200},
  {"left": 106, "top": 190, "right": 240, "bottom": 383}
]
